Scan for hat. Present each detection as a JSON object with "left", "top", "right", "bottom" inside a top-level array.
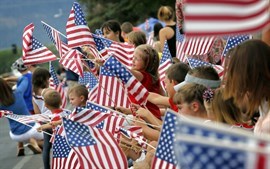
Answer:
[
  {"left": 11, "top": 58, "right": 27, "bottom": 71},
  {"left": 174, "top": 74, "right": 221, "bottom": 91}
]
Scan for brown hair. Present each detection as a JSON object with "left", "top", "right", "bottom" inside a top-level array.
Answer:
[
  {"left": 189, "top": 66, "right": 220, "bottom": 81},
  {"left": 32, "top": 67, "right": 51, "bottom": 94},
  {"left": 43, "top": 89, "right": 62, "bottom": 109},
  {"left": 224, "top": 39, "right": 270, "bottom": 116},
  {"left": 0, "top": 78, "right": 14, "bottom": 106},
  {"left": 158, "top": 6, "right": 175, "bottom": 22},
  {"left": 135, "top": 44, "right": 160, "bottom": 83},
  {"left": 166, "top": 62, "right": 190, "bottom": 84},
  {"left": 210, "top": 88, "right": 243, "bottom": 124},
  {"left": 68, "top": 84, "right": 89, "bottom": 102},
  {"left": 173, "top": 83, "right": 207, "bottom": 111},
  {"left": 121, "top": 22, "right": 133, "bottom": 34},
  {"left": 127, "top": 31, "right": 147, "bottom": 47}
]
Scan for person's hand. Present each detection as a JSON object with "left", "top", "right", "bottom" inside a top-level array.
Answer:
[
  {"left": 136, "top": 107, "right": 149, "bottom": 119},
  {"left": 36, "top": 126, "right": 43, "bottom": 132},
  {"left": 115, "top": 106, "right": 131, "bottom": 115},
  {"left": 95, "top": 58, "right": 105, "bottom": 66}
]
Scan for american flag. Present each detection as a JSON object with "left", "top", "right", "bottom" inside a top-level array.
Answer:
[
  {"left": 116, "top": 126, "right": 147, "bottom": 148},
  {"left": 59, "top": 49, "right": 83, "bottom": 77},
  {"left": 221, "top": 35, "right": 251, "bottom": 65},
  {"left": 187, "top": 58, "right": 224, "bottom": 79},
  {"left": 183, "top": 36, "right": 216, "bottom": 56},
  {"left": 63, "top": 118, "right": 128, "bottom": 169},
  {"left": 104, "top": 56, "right": 149, "bottom": 105},
  {"left": 42, "top": 22, "right": 69, "bottom": 57},
  {"left": 100, "top": 37, "right": 134, "bottom": 69},
  {"left": 22, "top": 23, "right": 34, "bottom": 57},
  {"left": 158, "top": 41, "right": 173, "bottom": 89},
  {"left": 78, "top": 71, "right": 98, "bottom": 88},
  {"left": 95, "top": 29, "right": 103, "bottom": 37},
  {"left": 22, "top": 24, "right": 57, "bottom": 65},
  {"left": 176, "top": 26, "right": 186, "bottom": 62},
  {"left": 183, "top": 0, "right": 270, "bottom": 37},
  {"left": 97, "top": 67, "right": 130, "bottom": 108},
  {"left": 5, "top": 113, "right": 51, "bottom": 124},
  {"left": 174, "top": 115, "right": 270, "bottom": 169},
  {"left": 66, "top": 2, "right": 95, "bottom": 49},
  {"left": 0, "top": 110, "right": 13, "bottom": 118},
  {"left": 86, "top": 101, "right": 126, "bottom": 138},
  {"left": 92, "top": 34, "right": 109, "bottom": 58},
  {"left": 52, "top": 134, "right": 80, "bottom": 169},
  {"left": 152, "top": 109, "right": 179, "bottom": 169},
  {"left": 49, "top": 62, "right": 67, "bottom": 108},
  {"left": 69, "top": 107, "right": 110, "bottom": 127}
]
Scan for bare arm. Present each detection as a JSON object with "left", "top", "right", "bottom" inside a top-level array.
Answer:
[{"left": 147, "top": 92, "right": 170, "bottom": 107}]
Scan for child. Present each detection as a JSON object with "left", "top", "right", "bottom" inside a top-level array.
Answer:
[
  {"left": 68, "top": 84, "right": 89, "bottom": 108},
  {"left": 127, "top": 31, "right": 147, "bottom": 47},
  {"left": 173, "top": 83, "right": 208, "bottom": 119},
  {"left": 174, "top": 66, "right": 221, "bottom": 92},
  {"left": 37, "top": 88, "right": 63, "bottom": 169},
  {"left": 117, "top": 44, "right": 163, "bottom": 120},
  {"left": 147, "top": 62, "right": 190, "bottom": 113},
  {"left": 223, "top": 39, "right": 270, "bottom": 136}
]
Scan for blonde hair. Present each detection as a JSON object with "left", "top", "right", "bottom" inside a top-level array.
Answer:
[
  {"left": 158, "top": 6, "right": 175, "bottom": 22},
  {"left": 68, "top": 84, "right": 89, "bottom": 102}
]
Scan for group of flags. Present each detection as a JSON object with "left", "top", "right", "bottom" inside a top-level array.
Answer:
[{"left": 5, "top": 0, "right": 270, "bottom": 168}]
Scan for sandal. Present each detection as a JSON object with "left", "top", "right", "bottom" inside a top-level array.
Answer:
[
  {"left": 27, "top": 144, "right": 42, "bottom": 154},
  {"left": 17, "top": 148, "right": 25, "bottom": 156}
]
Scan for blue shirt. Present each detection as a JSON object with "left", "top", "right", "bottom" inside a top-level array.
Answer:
[
  {"left": 17, "top": 73, "right": 33, "bottom": 111},
  {"left": 0, "top": 85, "right": 34, "bottom": 135}
]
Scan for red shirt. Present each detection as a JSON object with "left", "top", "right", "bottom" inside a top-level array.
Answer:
[
  {"left": 51, "top": 108, "right": 63, "bottom": 122},
  {"left": 169, "top": 98, "right": 178, "bottom": 112},
  {"left": 129, "top": 71, "right": 162, "bottom": 120}
]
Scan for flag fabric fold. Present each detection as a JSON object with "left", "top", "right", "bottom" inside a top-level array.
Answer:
[
  {"left": 63, "top": 118, "right": 128, "bottom": 169},
  {"left": 174, "top": 115, "right": 270, "bottom": 169},
  {"left": 183, "top": 0, "right": 270, "bottom": 37},
  {"left": 103, "top": 56, "right": 149, "bottom": 105},
  {"left": 22, "top": 23, "right": 57, "bottom": 65},
  {"left": 66, "top": 2, "right": 94, "bottom": 48}
]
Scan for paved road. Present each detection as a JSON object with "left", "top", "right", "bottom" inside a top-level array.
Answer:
[{"left": 0, "top": 118, "right": 44, "bottom": 169}]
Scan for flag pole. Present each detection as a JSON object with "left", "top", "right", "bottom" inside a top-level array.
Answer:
[{"left": 5, "top": 115, "right": 52, "bottom": 136}]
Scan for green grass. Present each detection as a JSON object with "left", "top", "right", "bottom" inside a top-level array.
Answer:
[{"left": 0, "top": 45, "right": 60, "bottom": 76}]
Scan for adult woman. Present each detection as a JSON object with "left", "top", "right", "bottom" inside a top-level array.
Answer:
[
  {"left": 223, "top": 39, "right": 270, "bottom": 135},
  {"left": 157, "top": 6, "right": 177, "bottom": 57},
  {"left": 0, "top": 78, "right": 42, "bottom": 156},
  {"left": 101, "top": 20, "right": 125, "bottom": 42}
]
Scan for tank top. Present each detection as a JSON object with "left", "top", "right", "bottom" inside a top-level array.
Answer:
[{"left": 166, "top": 24, "right": 176, "bottom": 58}]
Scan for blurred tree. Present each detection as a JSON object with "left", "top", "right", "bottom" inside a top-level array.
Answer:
[{"left": 78, "top": 0, "right": 175, "bottom": 30}]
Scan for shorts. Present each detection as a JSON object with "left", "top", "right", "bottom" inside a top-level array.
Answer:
[{"left": 9, "top": 123, "right": 44, "bottom": 142}]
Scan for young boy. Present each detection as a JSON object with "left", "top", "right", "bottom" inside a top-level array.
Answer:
[
  {"left": 147, "top": 62, "right": 190, "bottom": 112},
  {"left": 37, "top": 88, "right": 63, "bottom": 169},
  {"left": 68, "top": 84, "right": 89, "bottom": 108}
]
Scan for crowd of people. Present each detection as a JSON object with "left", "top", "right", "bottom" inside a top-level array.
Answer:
[{"left": 0, "top": 3, "right": 269, "bottom": 169}]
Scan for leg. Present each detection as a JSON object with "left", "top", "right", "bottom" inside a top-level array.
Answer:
[
  {"left": 42, "top": 129, "right": 52, "bottom": 169},
  {"left": 17, "top": 142, "right": 25, "bottom": 156}
]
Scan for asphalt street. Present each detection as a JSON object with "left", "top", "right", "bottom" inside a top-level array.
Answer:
[{"left": 0, "top": 118, "right": 44, "bottom": 169}]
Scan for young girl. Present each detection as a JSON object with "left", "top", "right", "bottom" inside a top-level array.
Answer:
[
  {"left": 32, "top": 67, "right": 51, "bottom": 115},
  {"left": 101, "top": 20, "right": 125, "bottom": 42},
  {"left": 68, "top": 84, "right": 89, "bottom": 108},
  {"left": 0, "top": 78, "right": 42, "bottom": 156},
  {"left": 173, "top": 83, "right": 208, "bottom": 119},
  {"left": 127, "top": 31, "right": 147, "bottom": 47},
  {"left": 117, "top": 44, "right": 163, "bottom": 120},
  {"left": 223, "top": 39, "right": 270, "bottom": 136}
]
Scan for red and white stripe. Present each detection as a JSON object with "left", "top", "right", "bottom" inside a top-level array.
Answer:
[
  {"left": 59, "top": 49, "right": 83, "bottom": 77},
  {"left": 183, "top": 0, "right": 270, "bottom": 36},
  {"left": 22, "top": 23, "right": 34, "bottom": 57},
  {"left": 183, "top": 36, "right": 216, "bottom": 55},
  {"left": 66, "top": 7, "right": 95, "bottom": 49}
]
